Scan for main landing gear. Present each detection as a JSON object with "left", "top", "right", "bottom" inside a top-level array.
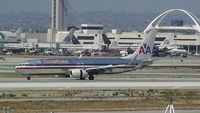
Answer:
[
  {"left": 88, "top": 75, "right": 94, "bottom": 80},
  {"left": 79, "top": 76, "right": 94, "bottom": 80},
  {"left": 27, "top": 76, "right": 31, "bottom": 80}
]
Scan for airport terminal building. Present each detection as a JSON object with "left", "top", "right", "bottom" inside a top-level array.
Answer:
[
  {"left": 1, "top": 7, "right": 200, "bottom": 55},
  {"left": 46, "top": 9, "right": 200, "bottom": 53}
]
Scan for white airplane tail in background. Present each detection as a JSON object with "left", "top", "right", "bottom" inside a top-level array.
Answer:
[
  {"left": 160, "top": 33, "right": 175, "bottom": 48},
  {"left": 15, "top": 28, "right": 22, "bottom": 38},
  {"left": 62, "top": 28, "right": 80, "bottom": 44},
  {"left": 122, "top": 30, "right": 157, "bottom": 60}
]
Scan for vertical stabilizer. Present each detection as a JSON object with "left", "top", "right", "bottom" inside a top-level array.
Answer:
[
  {"left": 62, "top": 28, "right": 80, "bottom": 44},
  {"left": 15, "top": 28, "right": 22, "bottom": 38},
  {"left": 160, "top": 33, "right": 175, "bottom": 48},
  {"left": 102, "top": 34, "right": 111, "bottom": 45},
  {"left": 122, "top": 30, "right": 157, "bottom": 60}
]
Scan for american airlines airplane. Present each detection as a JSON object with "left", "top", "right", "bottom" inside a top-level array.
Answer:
[
  {"left": 158, "top": 34, "right": 188, "bottom": 56},
  {"left": 14, "top": 30, "right": 157, "bottom": 80}
]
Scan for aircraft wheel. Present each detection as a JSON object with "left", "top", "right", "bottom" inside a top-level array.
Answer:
[
  {"left": 27, "top": 76, "right": 31, "bottom": 80},
  {"left": 89, "top": 75, "right": 94, "bottom": 80}
]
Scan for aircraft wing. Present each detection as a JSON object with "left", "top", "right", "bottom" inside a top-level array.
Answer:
[
  {"left": 85, "top": 64, "right": 136, "bottom": 74},
  {"left": 85, "top": 59, "right": 154, "bottom": 74}
]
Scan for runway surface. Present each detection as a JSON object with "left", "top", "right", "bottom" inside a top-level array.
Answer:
[{"left": 0, "top": 78, "right": 200, "bottom": 90}]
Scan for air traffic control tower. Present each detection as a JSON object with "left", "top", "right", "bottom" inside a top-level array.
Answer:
[
  {"left": 52, "top": 0, "right": 68, "bottom": 31},
  {"left": 48, "top": 0, "right": 68, "bottom": 42}
]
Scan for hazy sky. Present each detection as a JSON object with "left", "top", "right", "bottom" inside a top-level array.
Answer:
[{"left": 0, "top": 0, "right": 199, "bottom": 14}]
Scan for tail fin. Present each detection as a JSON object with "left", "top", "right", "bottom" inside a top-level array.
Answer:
[
  {"left": 15, "top": 28, "right": 22, "bottom": 38},
  {"left": 62, "top": 28, "right": 80, "bottom": 44},
  {"left": 122, "top": 30, "right": 157, "bottom": 60},
  {"left": 159, "top": 33, "right": 174, "bottom": 48},
  {"left": 109, "top": 41, "right": 119, "bottom": 49},
  {"left": 102, "top": 34, "right": 111, "bottom": 45}
]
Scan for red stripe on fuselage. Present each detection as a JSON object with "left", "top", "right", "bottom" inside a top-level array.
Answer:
[{"left": 15, "top": 66, "right": 135, "bottom": 70}]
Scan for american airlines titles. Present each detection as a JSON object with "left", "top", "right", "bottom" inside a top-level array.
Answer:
[{"left": 43, "top": 59, "right": 69, "bottom": 64}]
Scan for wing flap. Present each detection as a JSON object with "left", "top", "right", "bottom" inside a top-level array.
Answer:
[{"left": 85, "top": 64, "right": 137, "bottom": 75}]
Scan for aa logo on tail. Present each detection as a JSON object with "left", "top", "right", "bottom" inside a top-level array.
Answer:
[
  {"left": 139, "top": 43, "right": 151, "bottom": 54},
  {"left": 164, "top": 39, "right": 170, "bottom": 44}
]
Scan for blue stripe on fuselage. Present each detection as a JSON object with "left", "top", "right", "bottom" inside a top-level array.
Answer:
[{"left": 21, "top": 57, "right": 133, "bottom": 66}]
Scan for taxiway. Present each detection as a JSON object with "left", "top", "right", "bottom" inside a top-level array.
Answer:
[{"left": 0, "top": 78, "right": 200, "bottom": 90}]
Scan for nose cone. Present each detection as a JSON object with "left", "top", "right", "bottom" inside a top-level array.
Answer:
[{"left": 14, "top": 65, "right": 22, "bottom": 73}]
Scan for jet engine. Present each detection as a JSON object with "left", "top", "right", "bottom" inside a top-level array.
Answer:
[{"left": 69, "top": 69, "right": 89, "bottom": 79}]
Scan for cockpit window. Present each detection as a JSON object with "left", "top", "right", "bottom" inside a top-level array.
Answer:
[{"left": 19, "top": 62, "right": 29, "bottom": 66}]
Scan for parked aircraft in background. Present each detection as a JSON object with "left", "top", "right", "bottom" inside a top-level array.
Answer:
[
  {"left": 168, "top": 48, "right": 188, "bottom": 56},
  {"left": 1, "top": 28, "right": 113, "bottom": 56},
  {"left": 61, "top": 28, "right": 80, "bottom": 44},
  {"left": 35, "top": 28, "right": 83, "bottom": 55},
  {"left": 0, "top": 28, "right": 23, "bottom": 43},
  {"left": 14, "top": 30, "right": 157, "bottom": 80},
  {"left": 0, "top": 28, "right": 29, "bottom": 54},
  {"left": 155, "top": 33, "right": 188, "bottom": 56},
  {"left": 158, "top": 33, "right": 175, "bottom": 50},
  {"left": 35, "top": 28, "right": 112, "bottom": 55}
]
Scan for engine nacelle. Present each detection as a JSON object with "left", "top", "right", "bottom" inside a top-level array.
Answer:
[{"left": 69, "top": 69, "right": 89, "bottom": 79}]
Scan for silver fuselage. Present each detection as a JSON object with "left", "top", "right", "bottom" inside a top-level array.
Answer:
[{"left": 15, "top": 57, "right": 152, "bottom": 75}]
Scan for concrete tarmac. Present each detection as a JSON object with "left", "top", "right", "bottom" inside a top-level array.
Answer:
[{"left": 0, "top": 78, "right": 200, "bottom": 90}]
